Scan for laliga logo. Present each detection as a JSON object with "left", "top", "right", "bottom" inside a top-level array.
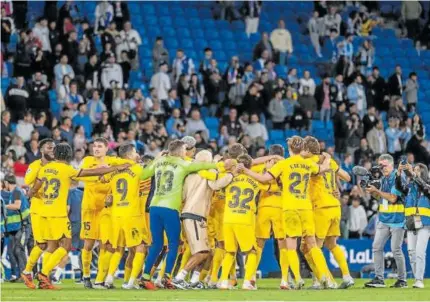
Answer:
[{"left": 329, "top": 245, "right": 374, "bottom": 268}]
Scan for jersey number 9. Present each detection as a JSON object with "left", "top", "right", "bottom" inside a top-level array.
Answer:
[
  {"left": 228, "top": 186, "right": 254, "bottom": 210},
  {"left": 116, "top": 178, "right": 128, "bottom": 201}
]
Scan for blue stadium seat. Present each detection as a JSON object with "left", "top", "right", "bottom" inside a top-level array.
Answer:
[
  {"left": 141, "top": 4, "right": 155, "bottom": 15},
  {"left": 204, "top": 117, "right": 219, "bottom": 129},
  {"left": 224, "top": 41, "right": 237, "bottom": 52},
  {"left": 170, "top": 6, "right": 184, "bottom": 16},
  {"left": 205, "top": 30, "right": 220, "bottom": 40},
  {"left": 174, "top": 17, "right": 188, "bottom": 28},
  {"left": 191, "top": 29, "right": 205, "bottom": 39},
  {"left": 312, "top": 120, "right": 325, "bottom": 130},
  {"left": 165, "top": 39, "right": 179, "bottom": 49},
  {"left": 200, "top": 107, "right": 209, "bottom": 118},
  {"left": 217, "top": 51, "right": 227, "bottom": 62},
  {"left": 159, "top": 17, "right": 173, "bottom": 27},
  {"left": 180, "top": 39, "right": 194, "bottom": 49},
  {"left": 285, "top": 129, "right": 299, "bottom": 138},
  {"left": 211, "top": 40, "right": 223, "bottom": 51},
  {"left": 269, "top": 130, "right": 284, "bottom": 140},
  {"left": 219, "top": 30, "right": 234, "bottom": 41},
  {"left": 194, "top": 39, "right": 208, "bottom": 51},
  {"left": 162, "top": 27, "right": 177, "bottom": 38},
  {"left": 209, "top": 129, "right": 219, "bottom": 140},
  {"left": 143, "top": 16, "right": 158, "bottom": 26}
]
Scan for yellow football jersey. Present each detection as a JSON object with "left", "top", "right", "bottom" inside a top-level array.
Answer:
[
  {"left": 109, "top": 161, "right": 146, "bottom": 217},
  {"left": 252, "top": 164, "right": 282, "bottom": 209},
  {"left": 223, "top": 174, "right": 267, "bottom": 225},
  {"left": 310, "top": 155, "right": 340, "bottom": 209},
  {"left": 24, "top": 159, "right": 44, "bottom": 214},
  {"left": 139, "top": 177, "right": 152, "bottom": 214},
  {"left": 80, "top": 156, "right": 129, "bottom": 211},
  {"left": 37, "top": 161, "right": 80, "bottom": 217},
  {"left": 268, "top": 155, "right": 319, "bottom": 211}
]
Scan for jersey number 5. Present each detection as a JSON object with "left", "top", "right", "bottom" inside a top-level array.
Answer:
[
  {"left": 228, "top": 186, "right": 254, "bottom": 210},
  {"left": 41, "top": 177, "right": 60, "bottom": 199}
]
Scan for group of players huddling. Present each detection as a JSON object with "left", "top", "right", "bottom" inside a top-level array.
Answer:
[{"left": 20, "top": 134, "right": 355, "bottom": 291}]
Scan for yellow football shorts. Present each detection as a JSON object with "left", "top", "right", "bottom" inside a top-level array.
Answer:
[
  {"left": 314, "top": 206, "right": 341, "bottom": 239},
  {"left": 111, "top": 216, "right": 149, "bottom": 249},
  {"left": 80, "top": 209, "right": 104, "bottom": 240},
  {"left": 41, "top": 216, "right": 71, "bottom": 241},
  {"left": 223, "top": 224, "right": 257, "bottom": 253},
  {"left": 31, "top": 212, "right": 46, "bottom": 244},
  {"left": 256, "top": 207, "right": 285, "bottom": 239},
  {"left": 283, "top": 209, "right": 315, "bottom": 237}
]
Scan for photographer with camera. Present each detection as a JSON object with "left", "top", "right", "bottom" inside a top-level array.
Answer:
[
  {"left": 395, "top": 161, "right": 430, "bottom": 289},
  {"left": 364, "top": 154, "right": 407, "bottom": 288}
]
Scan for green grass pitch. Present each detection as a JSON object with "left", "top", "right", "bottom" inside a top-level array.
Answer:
[{"left": 2, "top": 279, "right": 430, "bottom": 301}]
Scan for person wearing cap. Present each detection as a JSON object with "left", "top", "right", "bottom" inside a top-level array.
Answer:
[
  {"left": 150, "top": 61, "right": 171, "bottom": 102},
  {"left": 101, "top": 53, "right": 123, "bottom": 90}
]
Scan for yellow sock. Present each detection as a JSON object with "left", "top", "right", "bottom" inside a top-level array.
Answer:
[
  {"left": 310, "top": 247, "right": 329, "bottom": 281},
  {"left": 210, "top": 248, "right": 224, "bottom": 283},
  {"left": 304, "top": 251, "right": 318, "bottom": 277},
  {"left": 244, "top": 252, "right": 257, "bottom": 281},
  {"left": 130, "top": 252, "right": 145, "bottom": 281},
  {"left": 179, "top": 244, "right": 191, "bottom": 272},
  {"left": 286, "top": 249, "right": 301, "bottom": 282},
  {"left": 95, "top": 250, "right": 113, "bottom": 283},
  {"left": 230, "top": 258, "right": 237, "bottom": 280},
  {"left": 158, "top": 257, "right": 167, "bottom": 279},
  {"left": 81, "top": 249, "right": 92, "bottom": 278},
  {"left": 331, "top": 245, "right": 350, "bottom": 277},
  {"left": 41, "top": 247, "right": 67, "bottom": 276},
  {"left": 107, "top": 251, "right": 123, "bottom": 277},
  {"left": 124, "top": 265, "right": 132, "bottom": 283},
  {"left": 256, "top": 245, "right": 263, "bottom": 270},
  {"left": 279, "top": 248, "right": 289, "bottom": 280},
  {"left": 220, "top": 252, "right": 235, "bottom": 281},
  {"left": 42, "top": 251, "right": 52, "bottom": 270},
  {"left": 199, "top": 269, "right": 209, "bottom": 281},
  {"left": 24, "top": 245, "right": 43, "bottom": 273}
]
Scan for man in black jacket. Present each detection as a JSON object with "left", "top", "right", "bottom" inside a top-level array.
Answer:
[
  {"left": 369, "top": 67, "right": 388, "bottom": 112},
  {"left": 5, "top": 76, "right": 30, "bottom": 122},
  {"left": 315, "top": 74, "right": 337, "bottom": 111},
  {"left": 333, "top": 102, "right": 349, "bottom": 157},
  {"left": 362, "top": 106, "right": 378, "bottom": 137},
  {"left": 354, "top": 138, "right": 375, "bottom": 165},
  {"left": 387, "top": 65, "right": 403, "bottom": 97},
  {"left": 405, "top": 130, "right": 430, "bottom": 165},
  {"left": 29, "top": 72, "right": 50, "bottom": 113},
  {"left": 14, "top": 30, "right": 33, "bottom": 79}
]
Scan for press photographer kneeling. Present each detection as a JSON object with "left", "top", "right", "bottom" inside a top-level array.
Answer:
[
  {"left": 395, "top": 161, "right": 430, "bottom": 289},
  {"left": 363, "top": 154, "right": 407, "bottom": 288}
]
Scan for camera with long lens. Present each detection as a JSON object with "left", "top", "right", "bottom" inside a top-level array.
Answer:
[{"left": 353, "top": 165, "right": 382, "bottom": 189}]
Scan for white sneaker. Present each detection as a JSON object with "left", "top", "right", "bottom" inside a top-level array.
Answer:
[
  {"left": 328, "top": 281, "right": 338, "bottom": 289},
  {"left": 217, "top": 280, "right": 230, "bottom": 290},
  {"left": 280, "top": 279, "right": 291, "bottom": 290},
  {"left": 413, "top": 280, "right": 425, "bottom": 288},
  {"left": 122, "top": 283, "right": 135, "bottom": 290},
  {"left": 93, "top": 283, "right": 107, "bottom": 289},
  {"left": 155, "top": 278, "right": 164, "bottom": 289},
  {"left": 242, "top": 280, "right": 257, "bottom": 290}
]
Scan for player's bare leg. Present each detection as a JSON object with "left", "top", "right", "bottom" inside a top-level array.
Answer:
[
  {"left": 199, "top": 253, "right": 213, "bottom": 282},
  {"left": 82, "top": 239, "right": 95, "bottom": 289},
  {"left": 22, "top": 242, "right": 47, "bottom": 289},
  {"left": 324, "top": 236, "right": 354, "bottom": 289},
  {"left": 173, "top": 251, "right": 210, "bottom": 289},
  {"left": 94, "top": 243, "right": 114, "bottom": 289}
]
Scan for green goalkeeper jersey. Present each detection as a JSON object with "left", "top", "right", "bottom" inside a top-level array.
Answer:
[{"left": 140, "top": 156, "right": 217, "bottom": 211}]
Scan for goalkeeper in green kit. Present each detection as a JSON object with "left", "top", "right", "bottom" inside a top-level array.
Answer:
[{"left": 138, "top": 140, "right": 232, "bottom": 289}]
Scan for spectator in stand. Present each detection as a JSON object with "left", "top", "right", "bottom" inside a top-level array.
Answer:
[
  {"left": 401, "top": 0, "right": 422, "bottom": 40},
  {"left": 308, "top": 10, "right": 322, "bottom": 57},
  {"left": 48, "top": 21, "right": 59, "bottom": 51},
  {"left": 221, "top": 108, "right": 243, "bottom": 138},
  {"left": 54, "top": 54, "right": 75, "bottom": 89},
  {"left": 340, "top": 193, "right": 350, "bottom": 239},
  {"left": 31, "top": 48, "right": 51, "bottom": 77},
  {"left": 242, "top": 83, "right": 264, "bottom": 117},
  {"left": 34, "top": 112, "right": 51, "bottom": 139},
  {"left": 84, "top": 53, "right": 99, "bottom": 90},
  {"left": 87, "top": 89, "right": 107, "bottom": 124},
  {"left": 226, "top": 56, "right": 241, "bottom": 86},
  {"left": 347, "top": 11, "right": 362, "bottom": 36},
  {"left": 298, "top": 86, "right": 317, "bottom": 121},
  {"left": 1, "top": 110, "right": 12, "bottom": 149},
  {"left": 162, "top": 88, "right": 181, "bottom": 115},
  {"left": 1, "top": 7, "right": 15, "bottom": 53},
  {"left": 362, "top": 106, "right": 378, "bottom": 136},
  {"left": 369, "top": 67, "right": 388, "bottom": 112},
  {"left": 94, "top": 1, "right": 113, "bottom": 33},
  {"left": 244, "top": 113, "right": 268, "bottom": 145},
  {"left": 112, "top": 0, "right": 130, "bottom": 30},
  {"left": 346, "top": 114, "right": 363, "bottom": 160},
  {"left": 15, "top": 111, "right": 34, "bottom": 143},
  {"left": 406, "top": 129, "right": 430, "bottom": 164},
  {"left": 411, "top": 114, "right": 425, "bottom": 137},
  {"left": 25, "top": 139, "right": 41, "bottom": 164},
  {"left": 348, "top": 196, "right": 368, "bottom": 239},
  {"left": 166, "top": 108, "right": 184, "bottom": 137},
  {"left": 388, "top": 96, "right": 408, "bottom": 122},
  {"left": 72, "top": 103, "right": 93, "bottom": 140},
  {"left": 323, "top": 28, "right": 341, "bottom": 68},
  {"left": 366, "top": 119, "right": 387, "bottom": 157},
  {"left": 299, "top": 70, "right": 316, "bottom": 96},
  {"left": 101, "top": 53, "right": 123, "bottom": 90},
  {"left": 150, "top": 61, "right": 171, "bottom": 102},
  {"left": 6, "top": 136, "right": 27, "bottom": 158},
  {"left": 100, "top": 41, "right": 115, "bottom": 63},
  {"left": 33, "top": 16, "right": 50, "bottom": 55},
  {"left": 58, "top": 1, "right": 79, "bottom": 31},
  {"left": 386, "top": 117, "right": 405, "bottom": 162},
  {"left": 388, "top": 65, "right": 403, "bottom": 97},
  {"left": 333, "top": 102, "right": 348, "bottom": 157},
  {"left": 205, "top": 71, "right": 223, "bottom": 116},
  {"left": 5, "top": 76, "right": 29, "bottom": 122},
  {"left": 189, "top": 74, "right": 205, "bottom": 107},
  {"left": 357, "top": 40, "right": 375, "bottom": 76},
  {"left": 404, "top": 72, "right": 419, "bottom": 112},
  {"left": 253, "top": 32, "right": 273, "bottom": 61},
  {"left": 14, "top": 30, "right": 33, "bottom": 79},
  {"left": 268, "top": 89, "right": 288, "bottom": 129},
  {"left": 199, "top": 47, "right": 214, "bottom": 83},
  {"left": 57, "top": 75, "right": 72, "bottom": 105},
  {"left": 347, "top": 75, "right": 367, "bottom": 118},
  {"left": 120, "top": 21, "right": 142, "bottom": 70},
  {"left": 73, "top": 125, "right": 87, "bottom": 150},
  {"left": 323, "top": 5, "right": 341, "bottom": 36},
  {"left": 65, "top": 80, "right": 84, "bottom": 111},
  {"left": 242, "top": 0, "right": 261, "bottom": 38},
  {"left": 29, "top": 72, "right": 49, "bottom": 113},
  {"left": 60, "top": 117, "right": 74, "bottom": 146},
  {"left": 332, "top": 74, "right": 346, "bottom": 104},
  {"left": 185, "top": 109, "right": 209, "bottom": 140},
  {"left": 172, "top": 49, "right": 195, "bottom": 83},
  {"left": 270, "top": 19, "right": 293, "bottom": 66},
  {"left": 93, "top": 111, "right": 111, "bottom": 136},
  {"left": 354, "top": 138, "right": 375, "bottom": 165},
  {"left": 315, "top": 75, "right": 334, "bottom": 122},
  {"left": 152, "top": 37, "right": 169, "bottom": 73},
  {"left": 62, "top": 30, "right": 79, "bottom": 69},
  {"left": 102, "top": 22, "right": 119, "bottom": 49},
  {"left": 228, "top": 74, "right": 247, "bottom": 108}
]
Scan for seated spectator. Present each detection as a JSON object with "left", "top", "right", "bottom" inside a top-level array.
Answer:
[
  {"left": 15, "top": 111, "right": 34, "bottom": 143},
  {"left": 152, "top": 37, "right": 169, "bottom": 73},
  {"left": 72, "top": 103, "right": 93, "bottom": 139},
  {"left": 29, "top": 72, "right": 50, "bottom": 113},
  {"left": 185, "top": 109, "right": 209, "bottom": 140},
  {"left": 87, "top": 90, "right": 107, "bottom": 124},
  {"left": 25, "top": 139, "right": 40, "bottom": 164},
  {"left": 150, "top": 62, "right": 171, "bottom": 102},
  {"left": 54, "top": 54, "right": 75, "bottom": 88},
  {"left": 172, "top": 49, "right": 195, "bottom": 83},
  {"left": 244, "top": 113, "right": 268, "bottom": 146},
  {"left": 270, "top": 19, "right": 293, "bottom": 66},
  {"left": 101, "top": 53, "right": 123, "bottom": 90},
  {"left": 268, "top": 89, "right": 287, "bottom": 129},
  {"left": 323, "top": 5, "right": 341, "bottom": 36},
  {"left": 299, "top": 70, "right": 316, "bottom": 96},
  {"left": 253, "top": 32, "right": 274, "bottom": 61},
  {"left": 5, "top": 76, "right": 29, "bottom": 122}
]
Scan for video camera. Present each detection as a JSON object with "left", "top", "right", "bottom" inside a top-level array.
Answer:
[{"left": 352, "top": 165, "right": 382, "bottom": 189}]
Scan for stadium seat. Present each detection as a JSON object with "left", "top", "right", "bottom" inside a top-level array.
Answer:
[
  {"left": 269, "top": 130, "right": 284, "bottom": 140},
  {"left": 204, "top": 117, "right": 219, "bottom": 129}
]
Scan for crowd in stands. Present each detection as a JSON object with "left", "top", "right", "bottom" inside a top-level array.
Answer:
[{"left": 1, "top": 0, "right": 430, "bottom": 242}]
